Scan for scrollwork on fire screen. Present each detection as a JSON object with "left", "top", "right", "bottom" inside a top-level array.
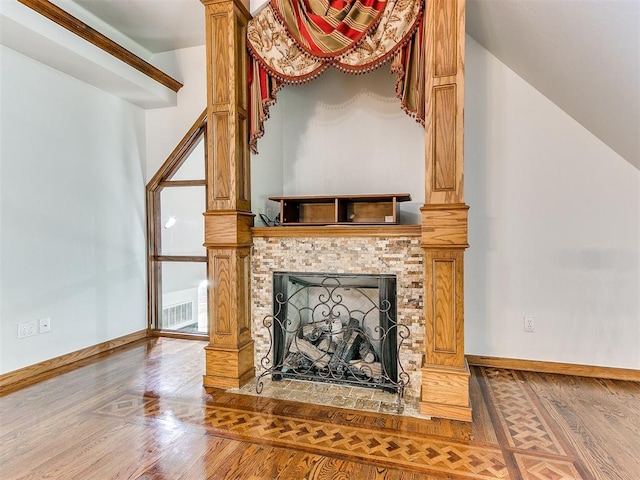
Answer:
[{"left": 257, "top": 275, "right": 410, "bottom": 408}]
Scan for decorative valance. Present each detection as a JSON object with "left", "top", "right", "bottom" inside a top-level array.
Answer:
[{"left": 247, "top": 0, "right": 425, "bottom": 153}]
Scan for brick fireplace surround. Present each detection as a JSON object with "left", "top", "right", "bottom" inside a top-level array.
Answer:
[{"left": 251, "top": 234, "right": 425, "bottom": 399}]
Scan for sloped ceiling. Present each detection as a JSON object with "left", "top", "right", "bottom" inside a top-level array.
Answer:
[
  {"left": 466, "top": 0, "right": 639, "bottom": 169},
  {"left": 67, "top": 0, "right": 205, "bottom": 54},
  {"left": 0, "top": 0, "right": 178, "bottom": 108},
  {"left": 58, "top": 0, "right": 638, "bottom": 168}
]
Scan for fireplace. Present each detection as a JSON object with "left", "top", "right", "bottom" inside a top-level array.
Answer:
[
  {"left": 251, "top": 234, "right": 425, "bottom": 401},
  {"left": 256, "top": 272, "right": 410, "bottom": 400},
  {"left": 201, "top": 0, "right": 471, "bottom": 421}
]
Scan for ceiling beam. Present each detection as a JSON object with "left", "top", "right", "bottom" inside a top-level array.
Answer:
[{"left": 17, "top": 0, "right": 183, "bottom": 93}]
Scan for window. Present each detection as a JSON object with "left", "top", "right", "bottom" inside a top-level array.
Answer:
[{"left": 147, "top": 111, "right": 208, "bottom": 337}]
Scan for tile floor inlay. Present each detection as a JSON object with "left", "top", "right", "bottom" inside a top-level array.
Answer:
[
  {"left": 95, "top": 393, "right": 510, "bottom": 479},
  {"left": 90, "top": 366, "right": 604, "bottom": 479},
  {"left": 479, "top": 367, "right": 588, "bottom": 480},
  {"left": 481, "top": 368, "right": 566, "bottom": 455},
  {"left": 513, "top": 453, "right": 583, "bottom": 480}
]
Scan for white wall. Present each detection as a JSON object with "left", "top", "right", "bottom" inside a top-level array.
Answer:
[
  {"left": 145, "top": 45, "right": 206, "bottom": 181},
  {"left": 0, "top": 46, "right": 147, "bottom": 373},
  {"left": 258, "top": 67, "right": 425, "bottom": 224},
  {"left": 252, "top": 37, "right": 640, "bottom": 370},
  {"left": 1, "top": 0, "right": 631, "bottom": 378},
  {"left": 144, "top": 45, "right": 208, "bottom": 311},
  {"left": 146, "top": 44, "right": 424, "bottom": 225},
  {"left": 251, "top": 92, "right": 285, "bottom": 223},
  {"left": 464, "top": 36, "right": 640, "bottom": 369}
]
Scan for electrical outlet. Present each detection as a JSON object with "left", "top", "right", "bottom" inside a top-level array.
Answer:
[
  {"left": 524, "top": 316, "right": 535, "bottom": 333},
  {"left": 39, "top": 317, "right": 51, "bottom": 334},
  {"left": 18, "top": 320, "right": 37, "bottom": 339}
]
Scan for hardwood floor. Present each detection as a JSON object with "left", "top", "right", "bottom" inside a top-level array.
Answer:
[{"left": 1, "top": 338, "right": 638, "bottom": 479}]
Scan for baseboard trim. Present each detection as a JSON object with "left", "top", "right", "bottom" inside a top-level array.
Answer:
[
  {"left": 0, "top": 330, "right": 149, "bottom": 394},
  {"left": 150, "top": 330, "right": 209, "bottom": 342},
  {"left": 466, "top": 355, "right": 640, "bottom": 382}
]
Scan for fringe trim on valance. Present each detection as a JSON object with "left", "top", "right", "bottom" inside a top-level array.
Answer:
[
  {"left": 247, "top": 0, "right": 425, "bottom": 154},
  {"left": 391, "top": 15, "right": 425, "bottom": 127}
]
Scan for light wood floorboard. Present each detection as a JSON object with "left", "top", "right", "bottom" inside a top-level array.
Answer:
[{"left": 1, "top": 338, "right": 638, "bottom": 479}]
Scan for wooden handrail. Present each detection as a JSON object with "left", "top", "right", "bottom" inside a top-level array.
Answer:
[{"left": 17, "top": 0, "right": 183, "bottom": 92}]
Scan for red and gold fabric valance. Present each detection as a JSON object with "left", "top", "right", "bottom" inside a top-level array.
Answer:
[
  {"left": 271, "top": 0, "right": 387, "bottom": 57},
  {"left": 248, "top": 0, "right": 425, "bottom": 153}
]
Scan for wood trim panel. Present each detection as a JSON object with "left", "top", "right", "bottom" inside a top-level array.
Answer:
[
  {"left": 152, "top": 256, "right": 207, "bottom": 262},
  {"left": 467, "top": 355, "right": 640, "bottom": 383},
  {"left": 251, "top": 225, "right": 422, "bottom": 238},
  {"left": 211, "top": 11, "right": 231, "bottom": 105},
  {"left": 202, "top": 0, "right": 253, "bottom": 390},
  {"left": 421, "top": 0, "right": 469, "bottom": 422},
  {"left": 425, "top": 0, "right": 465, "bottom": 205},
  {"left": 419, "top": 401, "right": 472, "bottom": 422},
  {"left": 433, "top": 0, "right": 457, "bottom": 78},
  {"left": 203, "top": 341, "right": 255, "bottom": 388},
  {"left": 433, "top": 85, "right": 457, "bottom": 191},
  {"left": 207, "top": 247, "right": 253, "bottom": 346},
  {"left": 17, "top": 0, "right": 182, "bottom": 92},
  {"left": 159, "top": 180, "right": 207, "bottom": 188},
  {"left": 433, "top": 260, "right": 456, "bottom": 354},
  {"left": 146, "top": 189, "right": 160, "bottom": 330},
  {"left": 234, "top": 13, "right": 250, "bottom": 210},
  {"left": 234, "top": 13, "right": 249, "bottom": 110},
  {"left": 204, "top": 0, "right": 250, "bottom": 213},
  {"left": 212, "top": 254, "right": 233, "bottom": 336},
  {"left": 420, "top": 361, "right": 472, "bottom": 421},
  {"left": 425, "top": 249, "right": 465, "bottom": 366},
  {"left": 0, "top": 330, "right": 148, "bottom": 394},
  {"left": 212, "top": 113, "right": 232, "bottom": 203},
  {"left": 204, "top": 211, "right": 254, "bottom": 246},
  {"left": 421, "top": 204, "right": 469, "bottom": 247},
  {"left": 237, "top": 248, "right": 253, "bottom": 345},
  {"left": 150, "top": 331, "right": 209, "bottom": 341},
  {"left": 239, "top": 252, "right": 251, "bottom": 335},
  {"left": 237, "top": 114, "right": 251, "bottom": 207},
  {"left": 427, "top": 82, "right": 462, "bottom": 202},
  {"left": 202, "top": 0, "right": 251, "bottom": 16}
]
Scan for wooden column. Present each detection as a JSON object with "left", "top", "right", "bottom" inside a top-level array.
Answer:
[
  {"left": 420, "top": 0, "right": 471, "bottom": 421},
  {"left": 201, "top": 0, "right": 254, "bottom": 388}
]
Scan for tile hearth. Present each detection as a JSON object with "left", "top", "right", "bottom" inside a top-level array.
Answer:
[{"left": 230, "top": 377, "right": 429, "bottom": 419}]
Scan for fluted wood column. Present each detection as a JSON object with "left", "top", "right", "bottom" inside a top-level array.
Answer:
[
  {"left": 420, "top": 0, "right": 471, "bottom": 421},
  {"left": 201, "top": 0, "right": 254, "bottom": 388}
]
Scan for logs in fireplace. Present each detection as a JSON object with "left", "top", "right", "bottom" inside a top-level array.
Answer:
[{"left": 257, "top": 273, "right": 410, "bottom": 403}]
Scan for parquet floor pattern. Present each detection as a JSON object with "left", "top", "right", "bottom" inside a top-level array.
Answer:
[
  {"left": 1, "top": 338, "right": 639, "bottom": 479},
  {"left": 478, "top": 368, "right": 587, "bottom": 480},
  {"left": 95, "top": 393, "right": 508, "bottom": 479}
]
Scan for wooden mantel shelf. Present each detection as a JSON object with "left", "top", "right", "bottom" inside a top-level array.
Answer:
[
  {"left": 269, "top": 194, "right": 411, "bottom": 226},
  {"left": 252, "top": 225, "right": 421, "bottom": 238}
]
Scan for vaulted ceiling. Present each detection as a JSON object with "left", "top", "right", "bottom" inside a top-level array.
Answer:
[
  {"left": 56, "top": 0, "right": 639, "bottom": 168},
  {"left": 65, "top": 0, "right": 205, "bottom": 54},
  {"left": 466, "top": 0, "right": 639, "bottom": 169}
]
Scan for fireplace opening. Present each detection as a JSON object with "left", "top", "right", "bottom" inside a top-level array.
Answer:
[{"left": 257, "top": 272, "right": 410, "bottom": 400}]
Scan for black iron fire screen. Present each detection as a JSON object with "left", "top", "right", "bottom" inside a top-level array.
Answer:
[{"left": 257, "top": 272, "right": 410, "bottom": 404}]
